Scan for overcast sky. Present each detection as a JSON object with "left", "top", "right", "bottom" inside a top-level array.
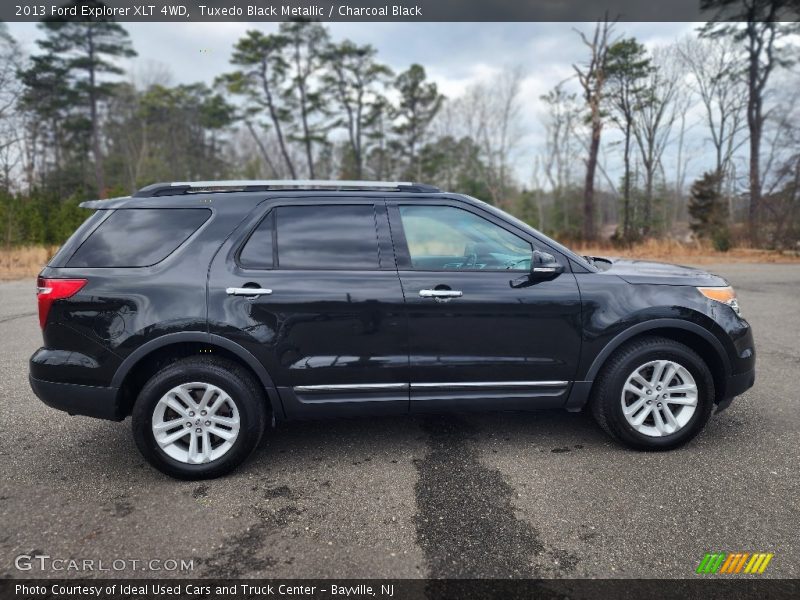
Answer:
[{"left": 7, "top": 21, "right": 708, "bottom": 183}]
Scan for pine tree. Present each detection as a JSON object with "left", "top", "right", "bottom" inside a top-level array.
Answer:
[
  {"left": 280, "top": 20, "right": 331, "bottom": 179},
  {"left": 321, "top": 41, "right": 393, "bottom": 179},
  {"left": 606, "top": 38, "right": 653, "bottom": 241},
  {"left": 34, "top": 0, "right": 136, "bottom": 197},
  {"left": 221, "top": 30, "right": 296, "bottom": 178},
  {"left": 392, "top": 64, "right": 444, "bottom": 181},
  {"left": 689, "top": 171, "right": 730, "bottom": 250}
]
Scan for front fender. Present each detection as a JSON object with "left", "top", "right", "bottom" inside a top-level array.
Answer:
[
  {"left": 582, "top": 317, "right": 732, "bottom": 382},
  {"left": 565, "top": 274, "right": 744, "bottom": 411}
]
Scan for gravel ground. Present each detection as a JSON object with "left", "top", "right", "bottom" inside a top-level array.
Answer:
[{"left": 0, "top": 263, "right": 797, "bottom": 580}]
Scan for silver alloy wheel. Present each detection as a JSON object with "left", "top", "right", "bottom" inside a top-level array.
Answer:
[
  {"left": 620, "top": 359, "right": 698, "bottom": 437},
  {"left": 152, "top": 382, "right": 240, "bottom": 464}
]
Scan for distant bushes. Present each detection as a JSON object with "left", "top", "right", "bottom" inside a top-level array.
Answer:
[{"left": 0, "top": 192, "right": 88, "bottom": 247}]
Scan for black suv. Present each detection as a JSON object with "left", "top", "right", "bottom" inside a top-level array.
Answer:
[{"left": 29, "top": 180, "right": 755, "bottom": 479}]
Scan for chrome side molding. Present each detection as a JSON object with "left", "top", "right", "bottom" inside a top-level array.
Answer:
[
  {"left": 294, "top": 381, "right": 569, "bottom": 393},
  {"left": 411, "top": 381, "right": 567, "bottom": 389},
  {"left": 294, "top": 383, "right": 409, "bottom": 393}
]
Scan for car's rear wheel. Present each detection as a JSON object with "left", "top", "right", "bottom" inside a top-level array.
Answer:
[
  {"left": 132, "top": 357, "right": 267, "bottom": 479},
  {"left": 590, "top": 336, "right": 715, "bottom": 450}
]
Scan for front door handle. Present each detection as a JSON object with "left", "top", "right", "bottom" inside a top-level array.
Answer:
[
  {"left": 419, "top": 289, "right": 463, "bottom": 302},
  {"left": 226, "top": 287, "right": 272, "bottom": 297}
]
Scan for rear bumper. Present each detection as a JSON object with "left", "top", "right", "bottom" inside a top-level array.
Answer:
[
  {"left": 29, "top": 375, "right": 124, "bottom": 421},
  {"left": 715, "top": 367, "right": 756, "bottom": 413}
]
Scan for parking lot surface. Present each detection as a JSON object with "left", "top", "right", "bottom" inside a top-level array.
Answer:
[{"left": 0, "top": 263, "right": 798, "bottom": 579}]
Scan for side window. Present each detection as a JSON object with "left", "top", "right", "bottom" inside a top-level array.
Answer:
[
  {"left": 398, "top": 205, "right": 532, "bottom": 271},
  {"left": 239, "top": 210, "right": 274, "bottom": 269},
  {"left": 66, "top": 208, "right": 210, "bottom": 268},
  {"left": 276, "top": 205, "right": 379, "bottom": 270}
]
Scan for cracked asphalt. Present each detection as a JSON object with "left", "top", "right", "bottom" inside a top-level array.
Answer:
[{"left": 0, "top": 263, "right": 798, "bottom": 580}]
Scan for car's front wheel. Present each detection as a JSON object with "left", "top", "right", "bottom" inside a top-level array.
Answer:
[
  {"left": 132, "top": 357, "right": 267, "bottom": 479},
  {"left": 591, "top": 336, "right": 715, "bottom": 450}
]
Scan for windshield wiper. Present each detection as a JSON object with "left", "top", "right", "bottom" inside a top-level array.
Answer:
[{"left": 583, "top": 255, "right": 596, "bottom": 266}]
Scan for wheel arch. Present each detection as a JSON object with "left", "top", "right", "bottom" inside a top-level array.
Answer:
[
  {"left": 112, "top": 333, "right": 283, "bottom": 420},
  {"left": 567, "top": 319, "right": 732, "bottom": 410}
]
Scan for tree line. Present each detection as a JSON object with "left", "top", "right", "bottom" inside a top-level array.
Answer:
[
  {"left": 0, "top": 0, "right": 798, "bottom": 250},
  {"left": 543, "top": 2, "right": 799, "bottom": 249}
]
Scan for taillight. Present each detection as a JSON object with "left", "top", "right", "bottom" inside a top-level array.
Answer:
[{"left": 37, "top": 277, "right": 87, "bottom": 329}]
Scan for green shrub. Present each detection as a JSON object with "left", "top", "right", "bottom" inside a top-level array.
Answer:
[{"left": 712, "top": 228, "right": 732, "bottom": 252}]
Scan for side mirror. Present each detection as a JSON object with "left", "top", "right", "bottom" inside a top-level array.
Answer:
[
  {"left": 531, "top": 250, "right": 564, "bottom": 277},
  {"left": 510, "top": 250, "right": 564, "bottom": 287}
]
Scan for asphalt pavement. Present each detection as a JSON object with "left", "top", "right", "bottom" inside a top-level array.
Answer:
[{"left": 0, "top": 263, "right": 798, "bottom": 579}]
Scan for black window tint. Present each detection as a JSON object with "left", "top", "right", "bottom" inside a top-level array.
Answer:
[
  {"left": 239, "top": 211, "right": 274, "bottom": 269},
  {"left": 47, "top": 210, "right": 106, "bottom": 267},
  {"left": 276, "top": 205, "right": 378, "bottom": 269},
  {"left": 66, "top": 208, "right": 210, "bottom": 268}
]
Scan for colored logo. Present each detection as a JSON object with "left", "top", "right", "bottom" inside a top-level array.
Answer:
[{"left": 696, "top": 552, "right": 774, "bottom": 574}]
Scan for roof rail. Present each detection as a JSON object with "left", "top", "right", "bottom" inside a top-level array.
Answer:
[{"left": 133, "top": 179, "right": 441, "bottom": 197}]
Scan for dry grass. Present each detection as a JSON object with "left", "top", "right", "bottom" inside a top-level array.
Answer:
[
  {"left": 0, "top": 245, "right": 58, "bottom": 281},
  {"left": 572, "top": 238, "right": 800, "bottom": 265}
]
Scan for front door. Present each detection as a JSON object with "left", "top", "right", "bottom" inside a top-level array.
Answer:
[
  {"left": 387, "top": 201, "right": 582, "bottom": 412},
  {"left": 208, "top": 199, "right": 408, "bottom": 418}
]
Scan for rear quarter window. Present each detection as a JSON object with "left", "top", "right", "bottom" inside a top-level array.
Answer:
[
  {"left": 275, "top": 205, "right": 379, "bottom": 270},
  {"left": 66, "top": 208, "right": 211, "bottom": 268}
]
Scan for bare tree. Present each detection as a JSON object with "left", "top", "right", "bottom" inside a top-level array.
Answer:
[
  {"left": 573, "top": 18, "right": 616, "bottom": 240},
  {"left": 678, "top": 36, "right": 747, "bottom": 193},
  {"left": 111, "top": 63, "right": 176, "bottom": 192},
  {"left": 483, "top": 67, "right": 524, "bottom": 207},
  {"left": 632, "top": 45, "right": 682, "bottom": 234},
  {"left": 530, "top": 156, "right": 547, "bottom": 231},
  {"left": 0, "top": 25, "right": 24, "bottom": 249},
  {"left": 702, "top": 0, "right": 800, "bottom": 243},
  {"left": 759, "top": 71, "right": 800, "bottom": 246},
  {"left": 539, "top": 82, "right": 582, "bottom": 231},
  {"left": 446, "top": 67, "right": 524, "bottom": 207},
  {"left": 0, "top": 25, "right": 24, "bottom": 191},
  {"left": 667, "top": 85, "right": 695, "bottom": 230}
]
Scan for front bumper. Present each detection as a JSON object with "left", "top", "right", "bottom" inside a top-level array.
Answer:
[
  {"left": 715, "top": 367, "right": 756, "bottom": 413},
  {"left": 29, "top": 375, "right": 124, "bottom": 421}
]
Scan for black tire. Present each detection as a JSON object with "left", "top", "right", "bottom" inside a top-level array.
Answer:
[
  {"left": 590, "top": 336, "right": 715, "bottom": 450},
  {"left": 132, "top": 356, "right": 268, "bottom": 479}
]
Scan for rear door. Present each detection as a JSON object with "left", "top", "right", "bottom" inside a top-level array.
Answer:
[
  {"left": 208, "top": 198, "right": 409, "bottom": 418},
  {"left": 387, "top": 200, "right": 582, "bottom": 412}
]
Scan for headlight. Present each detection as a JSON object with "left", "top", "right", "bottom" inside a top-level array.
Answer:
[{"left": 697, "top": 286, "right": 740, "bottom": 315}]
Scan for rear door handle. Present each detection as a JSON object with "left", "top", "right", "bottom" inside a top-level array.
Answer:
[
  {"left": 226, "top": 287, "right": 272, "bottom": 297},
  {"left": 419, "top": 289, "right": 463, "bottom": 302}
]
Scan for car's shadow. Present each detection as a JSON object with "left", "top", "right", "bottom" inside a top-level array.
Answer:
[
  {"left": 55, "top": 408, "right": 595, "bottom": 477},
  {"left": 60, "top": 403, "right": 749, "bottom": 484}
]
